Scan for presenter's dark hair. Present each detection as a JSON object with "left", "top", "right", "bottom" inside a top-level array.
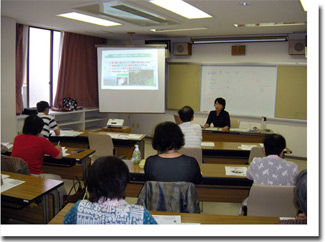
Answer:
[
  {"left": 178, "top": 106, "right": 194, "bottom": 122},
  {"left": 263, "top": 134, "right": 286, "bottom": 156},
  {"left": 22, "top": 115, "right": 44, "bottom": 135},
  {"left": 295, "top": 169, "right": 307, "bottom": 215},
  {"left": 152, "top": 121, "right": 184, "bottom": 152},
  {"left": 87, "top": 156, "right": 129, "bottom": 202},
  {"left": 215, "top": 97, "right": 226, "bottom": 109}
]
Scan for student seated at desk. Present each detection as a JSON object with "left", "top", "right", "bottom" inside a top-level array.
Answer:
[
  {"left": 241, "top": 134, "right": 299, "bottom": 214},
  {"left": 37, "top": 101, "right": 61, "bottom": 139},
  {"left": 64, "top": 156, "right": 157, "bottom": 224},
  {"left": 11, "top": 115, "right": 63, "bottom": 176},
  {"left": 11, "top": 114, "right": 66, "bottom": 211},
  {"left": 144, "top": 122, "right": 202, "bottom": 184},
  {"left": 203, "top": 97, "right": 230, "bottom": 132},
  {"left": 178, "top": 106, "right": 202, "bottom": 148}
]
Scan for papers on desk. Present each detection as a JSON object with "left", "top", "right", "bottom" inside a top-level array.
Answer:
[
  {"left": 225, "top": 166, "right": 247, "bottom": 177},
  {"left": 230, "top": 128, "right": 250, "bottom": 132},
  {"left": 204, "top": 127, "right": 221, "bottom": 131},
  {"left": 51, "top": 130, "right": 83, "bottom": 137},
  {"left": 62, "top": 147, "right": 69, "bottom": 157},
  {"left": 1, "top": 175, "right": 25, "bottom": 193},
  {"left": 238, "top": 144, "right": 263, "bottom": 150},
  {"left": 106, "top": 133, "right": 143, "bottom": 140},
  {"left": 153, "top": 215, "right": 181, "bottom": 224},
  {"left": 201, "top": 142, "right": 215, "bottom": 147},
  {"left": 1, "top": 142, "right": 13, "bottom": 150}
]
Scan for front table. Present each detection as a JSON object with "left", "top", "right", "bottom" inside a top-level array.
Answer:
[{"left": 49, "top": 203, "right": 279, "bottom": 224}]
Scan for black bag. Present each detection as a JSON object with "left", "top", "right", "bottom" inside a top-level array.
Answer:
[
  {"left": 22, "top": 108, "right": 38, "bottom": 115},
  {"left": 63, "top": 176, "right": 86, "bottom": 204},
  {"left": 62, "top": 97, "right": 78, "bottom": 111}
]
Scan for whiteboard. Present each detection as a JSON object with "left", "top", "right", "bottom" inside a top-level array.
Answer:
[{"left": 200, "top": 65, "right": 277, "bottom": 118}]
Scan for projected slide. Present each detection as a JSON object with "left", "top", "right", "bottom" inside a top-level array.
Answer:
[{"left": 101, "top": 49, "right": 158, "bottom": 90}]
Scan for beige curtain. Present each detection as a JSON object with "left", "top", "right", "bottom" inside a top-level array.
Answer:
[{"left": 54, "top": 32, "right": 106, "bottom": 108}]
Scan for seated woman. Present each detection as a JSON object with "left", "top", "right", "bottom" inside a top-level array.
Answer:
[
  {"left": 10, "top": 114, "right": 65, "bottom": 211},
  {"left": 64, "top": 156, "right": 157, "bottom": 224},
  {"left": 203, "top": 97, "right": 230, "bottom": 132},
  {"left": 144, "top": 121, "right": 202, "bottom": 184},
  {"left": 11, "top": 114, "right": 62, "bottom": 176}
]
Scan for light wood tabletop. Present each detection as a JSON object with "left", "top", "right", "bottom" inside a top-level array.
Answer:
[
  {"left": 49, "top": 203, "right": 279, "bottom": 224},
  {"left": 1, "top": 171, "right": 63, "bottom": 202}
]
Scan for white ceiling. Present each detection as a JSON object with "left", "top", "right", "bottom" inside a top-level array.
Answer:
[{"left": 2, "top": 0, "right": 307, "bottom": 41}]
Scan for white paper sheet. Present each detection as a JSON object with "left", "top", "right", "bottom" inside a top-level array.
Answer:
[
  {"left": 52, "top": 130, "right": 83, "bottom": 137},
  {"left": 152, "top": 215, "right": 181, "bottom": 224},
  {"left": 201, "top": 142, "right": 215, "bottom": 147},
  {"left": 1, "top": 177, "right": 25, "bottom": 193},
  {"left": 238, "top": 144, "right": 263, "bottom": 150},
  {"left": 225, "top": 166, "right": 247, "bottom": 176},
  {"left": 204, "top": 127, "right": 221, "bottom": 131},
  {"left": 1, "top": 142, "right": 13, "bottom": 150},
  {"left": 230, "top": 128, "right": 250, "bottom": 132}
]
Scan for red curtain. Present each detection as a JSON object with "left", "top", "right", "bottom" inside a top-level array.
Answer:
[
  {"left": 15, "top": 24, "right": 26, "bottom": 114},
  {"left": 54, "top": 32, "right": 106, "bottom": 108}
]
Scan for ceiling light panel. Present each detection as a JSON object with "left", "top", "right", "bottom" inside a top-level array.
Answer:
[
  {"left": 150, "top": 0, "right": 212, "bottom": 19},
  {"left": 58, "top": 12, "right": 121, "bottom": 26}
]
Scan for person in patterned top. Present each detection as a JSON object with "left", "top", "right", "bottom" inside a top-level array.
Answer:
[
  {"left": 37, "top": 101, "right": 60, "bottom": 139},
  {"left": 246, "top": 134, "right": 298, "bottom": 185},
  {"left": 240, "top": 134, "right": 299, "bottom": 215},
  {"left": 64, "top": 156, "right": 157, "bottom": 224}
]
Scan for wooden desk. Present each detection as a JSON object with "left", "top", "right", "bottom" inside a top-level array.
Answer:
[
  {"left": 1, "top": 171, "right": 64, "bottom": 224},
  {"left": 123, "top": 160, "right": 252, "bottom": 203},
  {"left": 49, "top": 130, "right": 146, "bottom": 159},
  {"left": 49, "top": 203, "right": 279, "bottom": 224},
  {"left": 202, "top": 129, "right": 271, "bottom": 143},
  {"left": 42, "top": 147, "right": 95, "bottom": 183},
  {"left": 201, "top": 141, "right": 292, "bottom": 165},
  {"left": 102, "top": 126, "right": 131, "bottom": 133}
]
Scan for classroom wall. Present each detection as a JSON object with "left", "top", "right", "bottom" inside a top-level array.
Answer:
[
  {"left": 124, "top": 38, "right": 307, "bottom": 158},
  {"left": 1, "top": 17, "right": 17, "bottom": 142}
]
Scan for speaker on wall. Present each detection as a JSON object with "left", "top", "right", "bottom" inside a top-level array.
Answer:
[
  {"left": 288, "top": 39, "right": 306, "bottom": 55},
  {"left": 173, "top": 42, "right": 192, "bottom": 56}
]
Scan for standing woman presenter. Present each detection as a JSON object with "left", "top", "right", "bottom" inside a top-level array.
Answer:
[{"left": 203, "top": 97, "right": 230, "bottom": 132}]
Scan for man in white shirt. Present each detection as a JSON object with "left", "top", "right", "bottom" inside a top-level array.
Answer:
[
  {"left": 37, "top": 101, "right": 61, "bottom": 139},
  {"left": 178, "top": 106, "right": 202, "bottom": 148}
]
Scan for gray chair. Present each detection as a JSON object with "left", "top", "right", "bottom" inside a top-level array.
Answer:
[
  {"left": 179, "top": 147, "right": 203, "bottom": 163},
  {"left": 248, "top": 147, "right": 265, "bottom": 164},
  {"left": 87, "top": 132, "right": 115, "bottom": 164},
  {"left": 247, "top": 184, "right": 297, "bottom": 217},
  {"left": 1, "top": 155, "right": 30, "bottom": 175},
  {"left": 136, "top": 181, "right": 200, "bottom": 213}
]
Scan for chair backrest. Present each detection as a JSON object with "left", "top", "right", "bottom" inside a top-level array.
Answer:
[
  {"left": 136, "top": 181, "right": 200, "bottom": 213},
  {"left": 248, "top": 147, "right": 265, "bottom": 164},
  {"left": 1, "top": 155, "right": 30, "bottom": 175},
  {"left": 230, "top": 118, "right": 240, "bottom": 128},
  {"left": 87, "top": 132, "right": 114, "bottom": 158},
  {"left": 179, "top": 147, "right": 203, "bottom": 163},
  {"left": 174, "top": 114, "right": 181, "bottom": 125},
  {"left": 247, "top": 184, "right": 297, "bottom": 217}
]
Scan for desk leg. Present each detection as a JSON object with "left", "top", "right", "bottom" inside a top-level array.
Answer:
[
  {"left": 137, "top": 140, "right": 145, "bottom": 159},
  {"left": 42, "top": 194, "right": 49, "bottom": 224},
  {"left": 79, "top": 157, "right": 89, "bottom": 186}
]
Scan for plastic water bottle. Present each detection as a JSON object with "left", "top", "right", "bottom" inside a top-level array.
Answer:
[
  {"left": 131, "top": 144, "right": 141, "bottom": 164},
  {"left": 260, "top": 116, "right": 266, "bottom": 131}
]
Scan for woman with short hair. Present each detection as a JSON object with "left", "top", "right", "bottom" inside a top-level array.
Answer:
[
  {"left": 64, "top": 156, "right": 157, "bottom": 224},
  {"left": 144, "top": 122, "right": 202, "bottom": 184}
]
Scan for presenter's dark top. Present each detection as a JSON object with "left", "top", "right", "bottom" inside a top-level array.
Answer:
[
  {"left": 144, "top": 154, "right": 202, "bottom": 184},
  {"left": 206, "top": 110, "right": 231, "bottom": 128}
]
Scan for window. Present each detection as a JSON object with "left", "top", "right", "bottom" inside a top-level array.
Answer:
[{"left": 23, "top": 27, "right": 62, "bottom": 108}]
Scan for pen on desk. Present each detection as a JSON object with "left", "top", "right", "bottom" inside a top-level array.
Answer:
[{"left": 57, "top": 141, "right": 60, "bottom": 146}]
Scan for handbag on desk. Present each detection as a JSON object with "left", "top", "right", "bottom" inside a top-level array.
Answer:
[{"left": 63, "top": 176, "right": 86, "bottom": 204}]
